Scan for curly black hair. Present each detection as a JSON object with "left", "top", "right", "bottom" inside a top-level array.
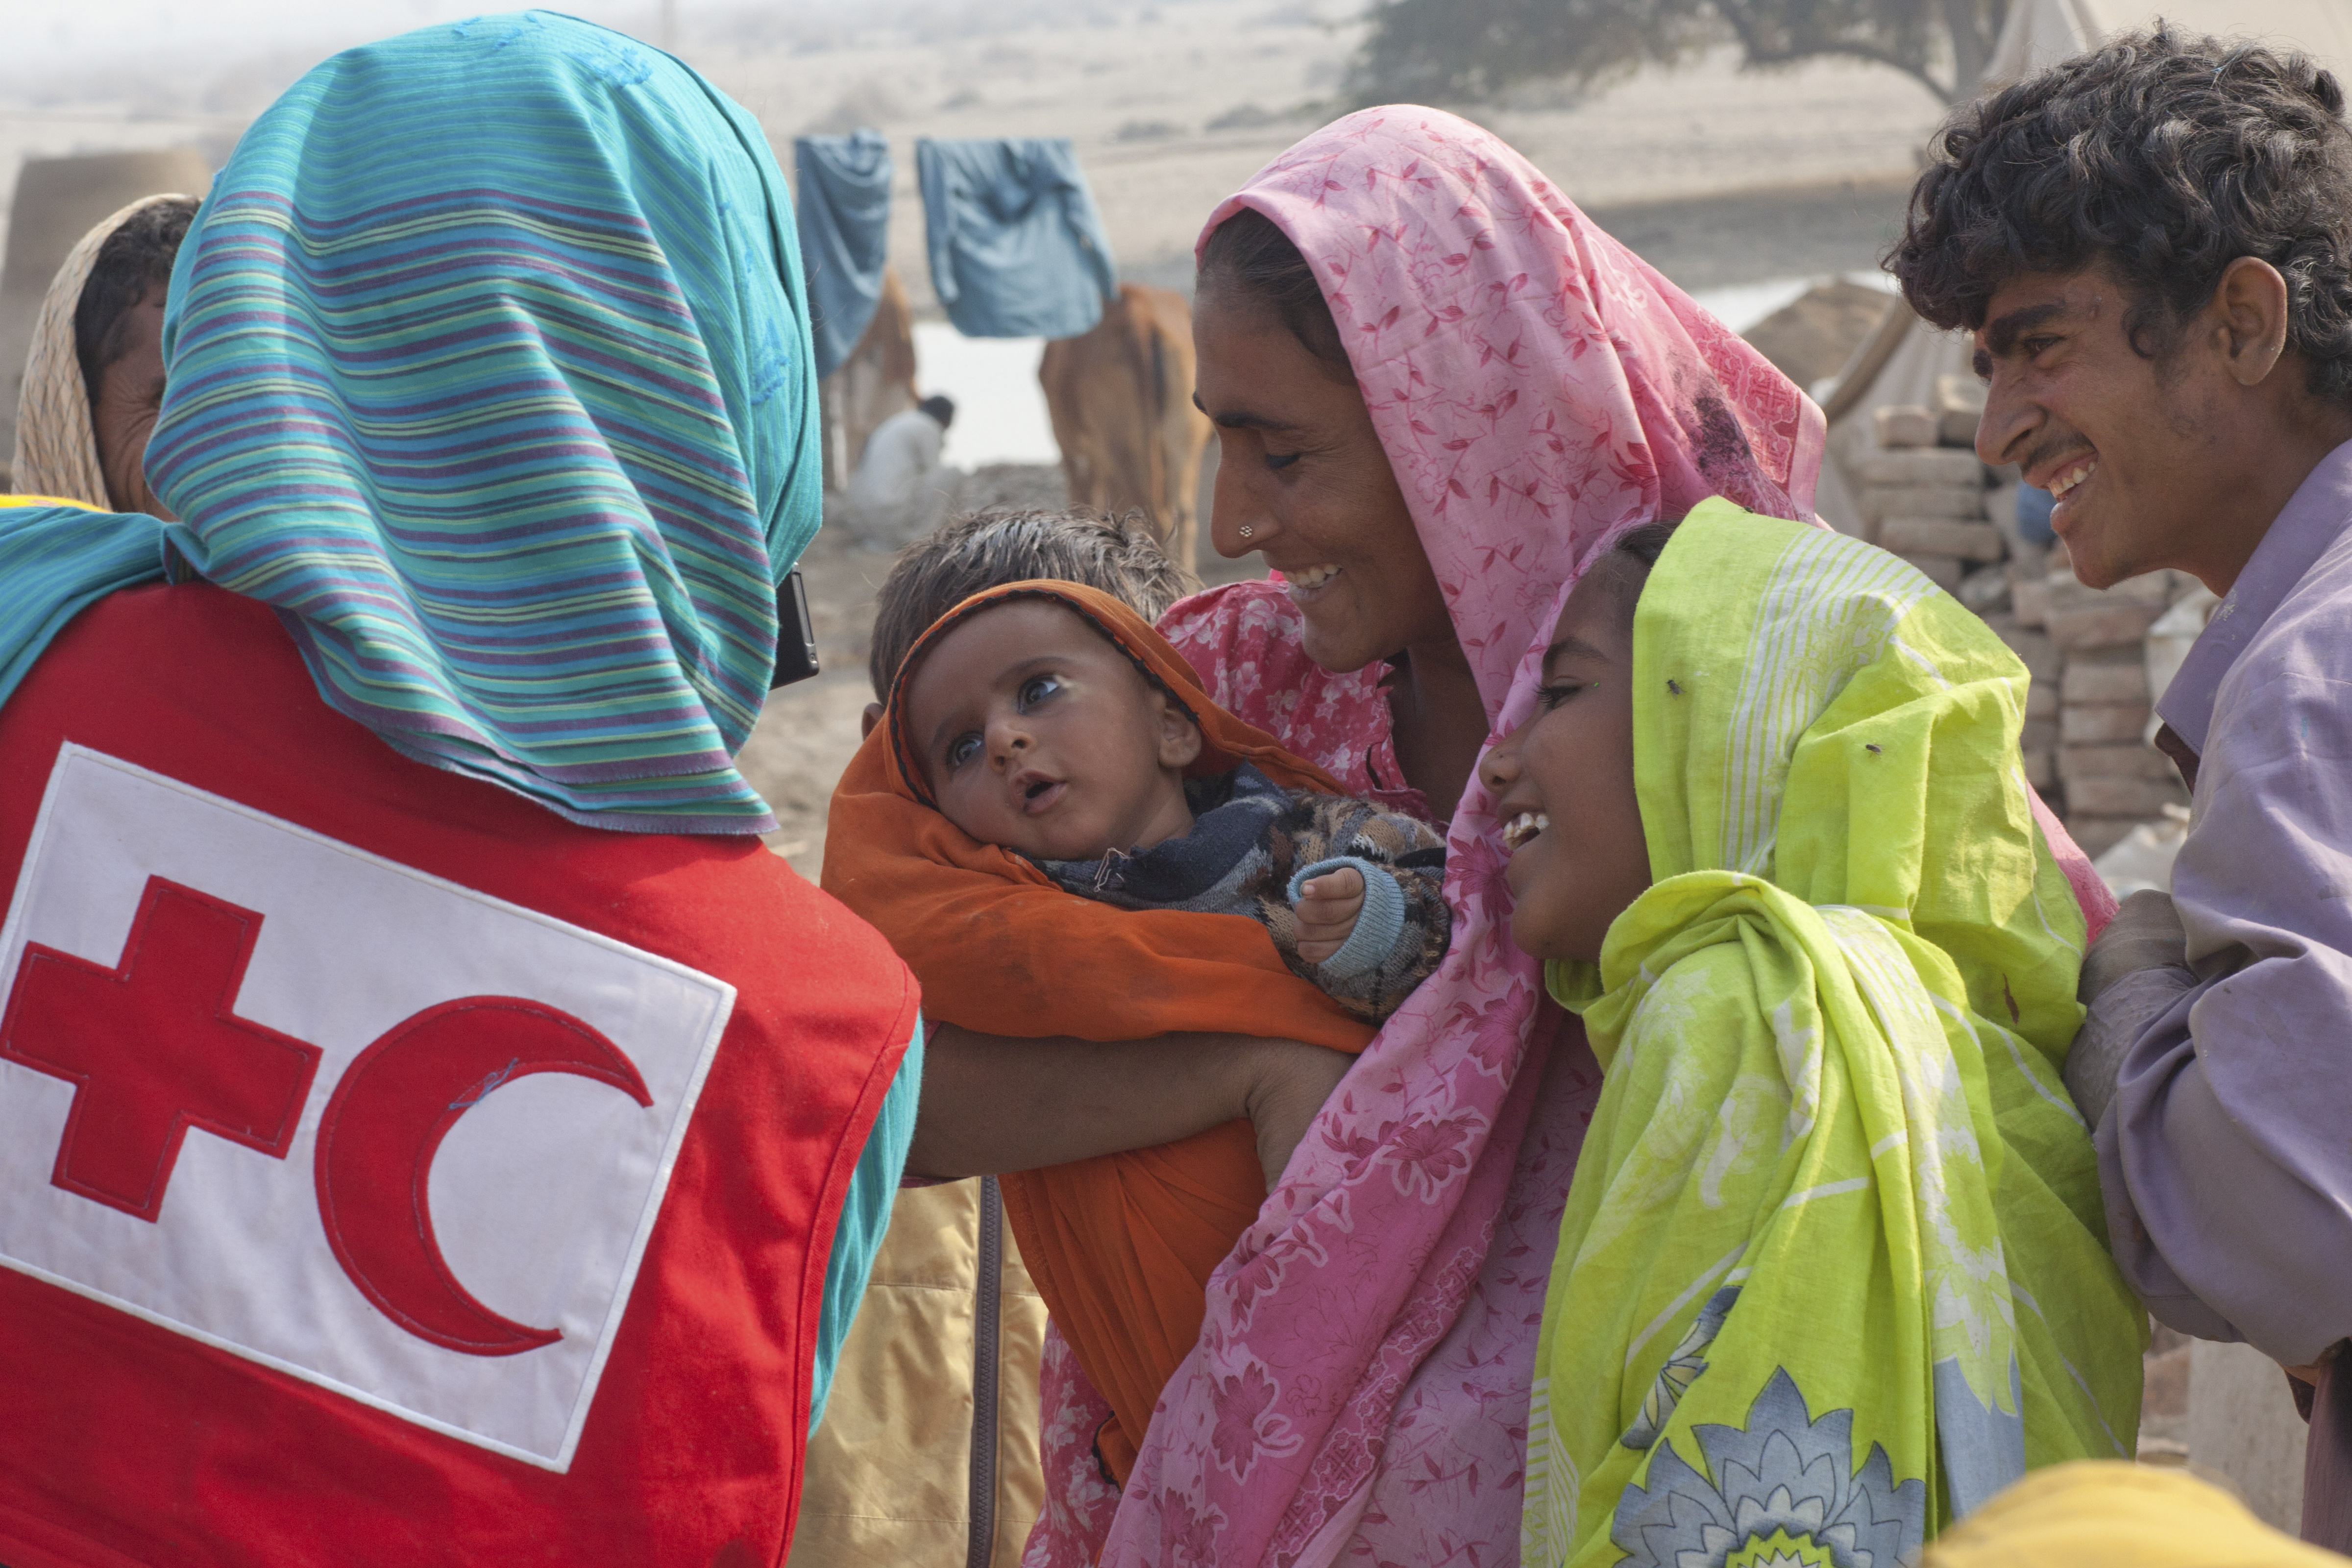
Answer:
[
  {"left": 866, "top": 507, "right": 1197, "bottom": 700},
  {"left": 74, "top": 195, "right": 198, "bottom": 408},
  {"left": 1889, "top": 26, "right": 2352, "bottom": 403}
]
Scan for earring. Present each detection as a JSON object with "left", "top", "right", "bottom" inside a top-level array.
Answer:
[{"left": 1238, "top": 525, "right": 1255, "bottom": 540}]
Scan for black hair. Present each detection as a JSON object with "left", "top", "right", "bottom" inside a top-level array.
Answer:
[
  {"left": 1590, "top": 518, "right": 1680, "bottom": 633},
  {"left": 74, "top": 196, "right": 198, "bottom": 409},
  {"left": 1610, "top": 518, "right": 1679, "bottom": 573},
  {"left": 1890, "top": 26, "right": 2352, "bottom": 402},
  {"left": 1196, "top": 206, "right": 1353, "bottom": 378},
  {"left": 867, "top": 506, "right": 1198, "bottom": 699},
  {"left": 917, "top": 393, "right": 956, "bottom": 426}
]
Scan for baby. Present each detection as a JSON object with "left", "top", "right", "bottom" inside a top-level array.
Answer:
[
  {"left": 828, "top": 523, "right": 1455, "bottom": 1486},
  {"left": 898, "top": 586, "right": 1447, "bottom": 1018}
]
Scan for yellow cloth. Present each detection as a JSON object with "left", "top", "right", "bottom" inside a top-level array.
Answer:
[
  {"left": 0, "top": 495, "right": 99, "bottom": 511},
  {"left": 1526, "top": 502, "right": 2144, "bottom": 1565},
  {"left": 1925, "top": 1461, "right": 2349, "bottom": 1566},
  {"left": 788, "top": 1180, "right": 1047, "bottom": 1568},
  {"left": 9, "top": 194, "right": 191, "bottom": 509}
]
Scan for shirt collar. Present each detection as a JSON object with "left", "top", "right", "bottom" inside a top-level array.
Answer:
[{"left": 2156, "top": 437, "right": 2352, "bottom": 756}]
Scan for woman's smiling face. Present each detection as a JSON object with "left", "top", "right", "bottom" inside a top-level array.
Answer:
[
  {"left": 1481, "top": 562, "right": 1652, "bottom": 963},
  {"left": 1192, "top": 286, "right": 1453, "bottom": 675}
]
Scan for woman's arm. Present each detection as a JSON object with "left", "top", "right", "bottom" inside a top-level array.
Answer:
[{"left": 908, "top": 1023, "right": 1355, "bottom": 1189}]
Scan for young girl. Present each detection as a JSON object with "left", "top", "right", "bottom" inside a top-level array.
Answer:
[{"left": 1484, "top": 500, "right": 2147, "bottom": 1565}]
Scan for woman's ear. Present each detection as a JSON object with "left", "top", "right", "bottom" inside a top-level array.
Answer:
[
  {"left": 1155, "top": 693, "right": 1204, "bottom": 769},
  {"left": 860, "top": 702, "right": 884, "bottom": 740}
]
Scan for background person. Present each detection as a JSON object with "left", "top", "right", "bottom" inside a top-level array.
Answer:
[
  {"left": 8, "top": 193, "right": 196, "bottom": 514},
  {"left": 1891, "top": 25, "right": 2352, "bottom": 1551},
  {"left": 0, "top": 17, "right": 917, "bottom": 1564},
  {"left": 843, "top": 392, "right": 956, "bottom": 551}
]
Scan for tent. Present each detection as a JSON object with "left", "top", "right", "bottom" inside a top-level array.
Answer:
[{"left": 1813, "top": 0, "right": 2352, "bottom": 533}]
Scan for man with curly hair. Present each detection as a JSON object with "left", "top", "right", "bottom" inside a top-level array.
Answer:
[{"left": 1889, "top": 24, "right": 2352, "bottom": 1545}]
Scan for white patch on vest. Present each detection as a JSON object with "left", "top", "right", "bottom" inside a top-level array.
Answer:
[{"left": 0, "top": 745, "right": 736, "bottom": 1471}]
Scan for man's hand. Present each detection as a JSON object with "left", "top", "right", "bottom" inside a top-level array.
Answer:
[
  {"left": 1239, "top": 1040, "right": 1356, "bottom": 1189},
  {"left": 1294, "top": 866, "right": 1366, "bottom": 965},
  {"left": 2080, "top": 888, "right": 2189, "bottom": 1004}
]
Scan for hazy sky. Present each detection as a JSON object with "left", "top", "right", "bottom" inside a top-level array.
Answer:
[
  {"left": 2, "top": 0, "right": 666, "bottom": 86},
  {"left": 0, "top": 0, "right": 1177, "bottom": 94}
]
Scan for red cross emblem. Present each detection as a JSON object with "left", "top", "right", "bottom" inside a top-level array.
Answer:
[
  {"left": 0, "top": 870, "right": 653, "bottom": 1360},
  {"left": 0, "top": 877, "right": 321, "bottom": 1222}
]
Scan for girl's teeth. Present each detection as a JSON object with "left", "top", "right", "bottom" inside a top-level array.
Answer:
[
  {"left": 1288, "top": 564, "right": 1339, "bottom": 589},
  {"left": 1501, "top": 810, "right": 1548, "bottom": 851}
]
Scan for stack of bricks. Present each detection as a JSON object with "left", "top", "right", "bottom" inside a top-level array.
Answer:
[
  {"left": 1854, "top": 396, "right": 2000, "bottom": 593},
  {"left": 2022, "top": 567, "right": 2194, "bottom": 857},
  {"left": 1860, "top": 379, "right": 2192, "bottom": 860}
]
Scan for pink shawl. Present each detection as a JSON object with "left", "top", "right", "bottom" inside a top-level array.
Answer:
[
  {"left": 1066, "top": 106, "right": 1821, "bottom": 1567},
  {"left": 1029, "top": 107, "right": 2114, "bottom": 1568}
]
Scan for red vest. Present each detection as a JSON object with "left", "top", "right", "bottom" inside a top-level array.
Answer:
[{"left": 0, "top": 584, "right": 917, "bottom": 1568}]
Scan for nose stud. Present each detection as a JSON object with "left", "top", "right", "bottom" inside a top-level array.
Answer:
[{"left": 1238, "top": 525, "right": 1254, "bottom": 540}]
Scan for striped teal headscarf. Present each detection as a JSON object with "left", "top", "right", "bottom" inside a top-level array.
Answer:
[{"left": 0, "top": 12, "right": 818, "bottom": 833}]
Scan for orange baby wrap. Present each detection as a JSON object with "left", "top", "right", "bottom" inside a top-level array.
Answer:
[{"left": 823, "top": 581, "right": 1374, "bottom": 1480}]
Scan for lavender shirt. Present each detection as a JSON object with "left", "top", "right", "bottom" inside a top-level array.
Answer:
[{"left": 2095, "top": 438, "right": 2352, "bottom": 1365}]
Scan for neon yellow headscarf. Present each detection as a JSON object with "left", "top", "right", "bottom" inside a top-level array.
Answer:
[{"left": 1523, "top": 499, "right": 2145, "bottom": 1566}]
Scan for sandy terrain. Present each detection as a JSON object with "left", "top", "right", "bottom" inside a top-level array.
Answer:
[
  {"left": 0, "top": 1, "right": 1947, "bottom": 295},
  {"left": 695, "top": 4, "right": 1944, "bottom": 307}
]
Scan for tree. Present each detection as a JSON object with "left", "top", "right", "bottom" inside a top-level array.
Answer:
[{"left": 1344, "top": 0, "right": 2009, "bottom": 109}]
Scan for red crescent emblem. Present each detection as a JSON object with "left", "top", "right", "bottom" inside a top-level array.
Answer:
[{"left": 314, "top": 996, "right": 652, "bottom": 1357}]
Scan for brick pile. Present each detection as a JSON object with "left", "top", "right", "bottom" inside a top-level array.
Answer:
[{"left": 1861, "top": 379, "right": 2196, "bottom": 859}]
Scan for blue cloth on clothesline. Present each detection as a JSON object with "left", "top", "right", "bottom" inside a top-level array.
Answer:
[
  {"left": 916, "top": 137, "right": 1117, "bottom": 340},
  {"left": 795, "top": 130, "right": 893, "bottom": 379}
]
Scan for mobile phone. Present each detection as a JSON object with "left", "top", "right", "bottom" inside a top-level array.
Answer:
[{"left": 772, "top": 570, "right": 820, "bottom": 688}]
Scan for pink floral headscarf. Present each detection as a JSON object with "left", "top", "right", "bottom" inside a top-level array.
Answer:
[{"left": 1063, "top": 107, "right": 1829, "bottom": 1567}]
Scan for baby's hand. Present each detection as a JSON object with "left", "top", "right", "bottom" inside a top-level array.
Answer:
[{"left": 1293, "top": 865, "right": 1366, "bottom": 964}]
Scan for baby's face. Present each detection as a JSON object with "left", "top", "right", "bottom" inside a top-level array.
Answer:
[
  {"left": 902, "top": 599, "right": 1200, "bottom": 861},
  {"left": 1483, "top": 566, "right": 1651, "bottom": 964}
]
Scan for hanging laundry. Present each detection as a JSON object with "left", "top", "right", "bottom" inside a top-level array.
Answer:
[
  {"left": 916, "top": 138, "right": 1117, "bottom": 339},
  {"left": 795, "top": 130, "right": 894, "bottom": 380}
]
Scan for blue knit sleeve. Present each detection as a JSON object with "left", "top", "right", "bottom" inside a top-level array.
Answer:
[{"left": 808, "top": 1019, "right": 923, "bottom": 1432}]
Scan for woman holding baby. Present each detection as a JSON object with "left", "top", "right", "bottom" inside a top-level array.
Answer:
[{"left": 834, "top": 106, "right": 2145, "bottom": 1567}]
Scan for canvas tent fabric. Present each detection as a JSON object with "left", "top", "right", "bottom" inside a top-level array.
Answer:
[
  {"left": 796, "top": 131, "right": 894, "bottom": 381},
  {"left": 1815, "top": 0, "right": 2352, "bottom": 529},
  {"left": 915, "top": 138, "right": 1117, "bottom": 340}
]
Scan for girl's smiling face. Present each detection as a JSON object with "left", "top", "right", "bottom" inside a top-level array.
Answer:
[{"left": 1482, "top": 561, "right": 1653, "bottom": 964}]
